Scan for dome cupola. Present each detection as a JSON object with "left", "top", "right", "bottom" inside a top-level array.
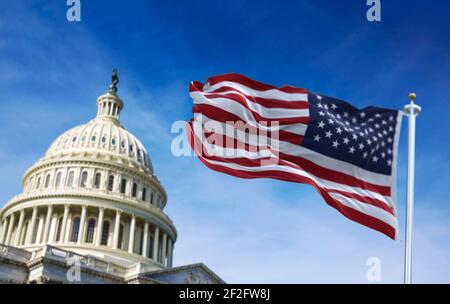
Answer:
[{"left": 96, "top": 68, "right": 124, "bottom": 123}]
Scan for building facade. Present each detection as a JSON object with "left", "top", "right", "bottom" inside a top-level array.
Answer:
[{"left": 0, "top": 72, "right": 224, "bottom": 284}]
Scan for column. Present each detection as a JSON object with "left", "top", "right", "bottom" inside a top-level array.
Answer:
[
  {"left": 77, "top": 205, "right": 87, "bottom": 244},
  {"left": 14, "top": 210, "right": 25, "bottom": 246},
  {"left": 161, "top": 232, "right": 167, "bottom": 265},
  {"left": 5, "top": 213, "right": 16, "bottom": 246},
  {"left": 26, "top": 207, "right": 38, "bottom": 245},
  {"left": 36, "top": 216, "right": 44, "bottom": 244},
  {"left": 167, "top": 238, "right": 173, "bottom": 267},
  {"left": 1, "top": 218, "right": 10, "bottom": 244},
  {"left": 61, "top": 205, "right": 70, "bottom": 243},
  {"left": 128, "top": 214, "right": 136, "bottom": 253},
  {"left": 95, "top": 207, "right": 105, "bottom": 246},
  {"left": 42, "top": 205, "right": 53, "bottom": 243},
  {"left": 112, "top": 210, "right": 121, "bottom": 249},
  {"left": 0, "top": 220, "right": 4, "bottom": 243},
  {"left": 152, "top": 227, "right": 159, "bottom": 261},
  {"left": 142, "top": 221, "right": 149, "bottom": 257}
]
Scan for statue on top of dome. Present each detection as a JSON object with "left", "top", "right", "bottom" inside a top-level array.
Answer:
[{"left": 109, "top": 68, "right": 119, "bottom": 94}]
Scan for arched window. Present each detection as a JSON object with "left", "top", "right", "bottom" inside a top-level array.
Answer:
[
  {"left": 144, "top": 154, "right": 148, "bottom": 167},
  {"left": 85, "top": 219, "right": 96, "bottom": 243},
  {"left": 131, "top": 182, "right": 137, "bottom": 197},
  {"left": 107, "top": 175, "right": 114, "bottom": 191},
  {"left": 101, "top": 221, "right": 110, "bottom": 245},
  {"left": 36, "top": 177, "right": 41, "bottom": 189},
  {"left": 70, "top": 217, "right": 80, "bottom": 242},
  {"left": 67, "top": 171, "right": 75, "bottom": 187},
  {"left": 55, "top": 172, "right": 62, "bottom": 188},
  {"left": 44, "top": 174, "right": 51, "bottom": 188},
  {"left": 120, "top": 178, "right": 127, "bottom": 194},
  {"left": 94, "top": 173, "right": 102, "bottom": 189},
  {"left": 142, "top": 187, "right": 147, "bottom": 201},
  {"left": 150, "top": 192, "right": 154, "bottom": 205},
  {"left": 55, "top": 217, "right": 63, "bottom": 242},
  {"left": 80, "top": 171, "right": 88, "bottom": 188}
]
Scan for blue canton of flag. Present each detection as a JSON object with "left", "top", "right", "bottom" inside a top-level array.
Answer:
[{"left": 303, "top": 93, "right": 400, "bottom": 176}]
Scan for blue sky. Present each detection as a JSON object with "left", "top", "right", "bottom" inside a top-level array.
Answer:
[{"left": 0, "top": 0, "right": 449, "bottom": 283}]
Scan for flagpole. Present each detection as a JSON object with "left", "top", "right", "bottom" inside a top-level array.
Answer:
[{"left": 403, "top": 93, "right": 421, "bottom": 284}]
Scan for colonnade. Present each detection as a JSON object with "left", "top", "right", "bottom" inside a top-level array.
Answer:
[{"left": 0, "top": 204, "right": 174, "bottom": 267}]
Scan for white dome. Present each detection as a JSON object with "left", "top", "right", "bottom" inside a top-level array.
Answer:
[
  {"left": 43, "top": 92, "right": 153, "bottom": 174},
  {"left": 0, "top": 76, "right": 176, "bottom": 270},
  {"left": 45, "top": 117, "right": 153, "bottom": 174}
]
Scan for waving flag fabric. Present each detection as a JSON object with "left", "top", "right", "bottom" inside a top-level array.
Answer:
[{"left": 187, "top": 73, "right": 402, "bottom": 239}]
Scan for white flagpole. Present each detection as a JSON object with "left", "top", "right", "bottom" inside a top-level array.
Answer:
[{"left": 403, "top": 93, "right": 421, "bottom": 284}]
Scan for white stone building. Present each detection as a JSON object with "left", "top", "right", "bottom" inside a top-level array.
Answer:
[{"left": 0, "top": 72, "right": 224, "bottom": 284}]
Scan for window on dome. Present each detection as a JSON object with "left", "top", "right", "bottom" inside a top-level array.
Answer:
[
  {"left": 81, "top": 135, "right": 86, "bottom": 142},
  {"left": 94, "top": 173, "right": 102, "bottom": 189},
  {"left": 72, "top": 136, "right": 77, "bottom": 142},
  {"left": 70, "top": 217, "right": 80, "bottom": 242},
  {"left": 85, "top": 219, "right": 96, "bottom": 243},
  {"left": 101, "top": 136, "right": 107, "bottom": 144},
  {"left": 112, "top": 138, "right": 116, "bottom": 145},
  {"left": 143, "top": 154, "right": 148, "bottom": 166},
  {"left": 55, "top": 172, "right": 62, "bottom": 188},
  {"left": 157, "top": 195, "right": 162, "bottom": 208},
  {"left": 120, "top": 178, "right": 127, "bottom": 194},
  {"left": 80, "top": 171, "right": 88, "bottom": 188},
  {"left": 129, "top": 145, "right": 134, "bottom": 152},
  {"left": 91, "top": 135, "right": 96, "bottom": 142},
  {"left": 36, "top": 177, "right": 41, "bottom": 189},
  {"left": 131, "top": 182, "right": 137, "bottom": 197},
  {"left": 101, "top": 221, "right": 110, "bottom": 245},
  {"left": 150, "top": 192, "right": 154, "bottom": 205},
  {"left": 67, "top": 171, "right": 75, "bottom": 187},
  {"left": 121, "top": 140, "right": 126, "bottom": 149},
  {"left": 44, "top": 174, "right": 51, "bottom": 188},
  {"left": 142, "top": 187, "right": 147, "bottom": 201},
  {"left": 137, "top": 150, "right": 142, "bottom": 162},
  {"left": 108, "top": 175, "right": 114, "bottom": 191}
]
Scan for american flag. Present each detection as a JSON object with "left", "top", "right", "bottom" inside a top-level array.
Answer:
[{"left": 187, "top": 73, "right": 402, "bottom": 239}]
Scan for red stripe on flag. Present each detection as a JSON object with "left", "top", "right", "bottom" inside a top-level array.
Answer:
[
  {"left": 206, "top": 73, "right": 308, "bottom": 94},
  {"left": 192, "top": 104, "right": 305, "bottom": 145}
]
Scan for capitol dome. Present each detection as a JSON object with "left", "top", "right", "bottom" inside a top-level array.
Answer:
[{"left": 0, "top": 71, "right": 177, "bottom": 271}]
